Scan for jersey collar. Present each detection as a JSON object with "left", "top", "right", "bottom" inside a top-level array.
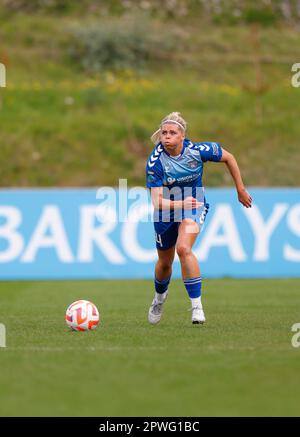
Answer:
[{"left": 160, "top": 138, "right": 191, "bottom": 158}]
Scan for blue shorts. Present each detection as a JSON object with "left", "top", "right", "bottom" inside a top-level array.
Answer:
[{"left": 154, "top": 203, "right": 209, "bottom": 251}]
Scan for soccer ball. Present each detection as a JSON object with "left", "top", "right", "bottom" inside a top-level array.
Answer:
[{"left": 65, "top": 300, "right": 99, "bottom": 331}]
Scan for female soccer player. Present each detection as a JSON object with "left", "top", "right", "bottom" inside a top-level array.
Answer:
[{"left": 146, "top": 112, "right": 252, "bottom": 325}]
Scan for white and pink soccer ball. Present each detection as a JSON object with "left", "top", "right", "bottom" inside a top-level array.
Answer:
[{"left": 65, "top": 300, "right": 100, "bottom": 331}]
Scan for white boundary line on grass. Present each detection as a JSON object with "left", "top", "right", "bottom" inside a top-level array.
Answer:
[
  {"left": 2, "top": 346, "right": 168, "bottom": 352},
  {"left": 0, "top": 324, "right": 6, "bottom": 348},
  {"left": 1, "top": 345, "right": 273, "bottom": 352}
]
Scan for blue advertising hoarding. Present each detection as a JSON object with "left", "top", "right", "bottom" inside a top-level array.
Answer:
[{"left": 0, "top": 188, "right": 299, "bottom": 279}]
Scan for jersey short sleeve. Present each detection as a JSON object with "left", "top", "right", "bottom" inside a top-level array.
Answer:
[
  {"left": 195, "top": 142, "right": 222, "bottom": 162},
  {"left": 146, "top": 159, "right": 164, "bottom": 188}
]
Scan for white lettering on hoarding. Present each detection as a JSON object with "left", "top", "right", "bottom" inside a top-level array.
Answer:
[
  {"left": 243, "top": 204, "right": 289, "bottom": 261},
  {"left": 195, "top": 204, "right": 247, "bottom": 261},
  {"left": 0, "top": 200, "right": 300, "bottom": 269},
  {"left": 0, "top": 207, "right": 24, "bottom": 262},
  {"left": 121, "top": 204, "right": 156, "bottom": 262},
  {"left": 127, "top": 186, "right": 151, "bottom": 223},
  {"left": 284, "top": 204, "right": 300, "bottom": 261},
  {"left": 21, "top": 206, "right": 74, "bottom": 262},
  {"left": 78, "top": 205, "right": 126, "bottom": 264}
]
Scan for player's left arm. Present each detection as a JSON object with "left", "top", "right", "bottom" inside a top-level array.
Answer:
[{"left": 219, "top": 147, "right": 252, "bottom": 208}]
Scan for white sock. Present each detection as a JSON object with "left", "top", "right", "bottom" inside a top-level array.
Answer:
[
  {"left": 191, "top": 296, "right": 202, "bottom": 309},
  {"left": 155, "top": 290, "right": 167, "bottom": 303}
]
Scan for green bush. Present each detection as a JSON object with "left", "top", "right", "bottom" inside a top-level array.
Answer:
[
  {"left": 243, "top": 7, "right": 278, "bottom": 26},
  {"left": 0, "top": 0, "right": 76, "bottom": 13},
  {"left": 67, "top": 15, "right": 179, "bottom": 72}
]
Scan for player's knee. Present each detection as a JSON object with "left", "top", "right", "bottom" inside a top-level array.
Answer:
[
  {"left": 176, "top": 244, "right": 191, "bottom": 259},
  {"left": 158, "top": 259, "right": 173, "bottom": 271}
]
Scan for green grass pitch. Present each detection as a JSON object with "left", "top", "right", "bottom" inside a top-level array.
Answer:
[{"left": 0, "top": 278, "right": 300, "bottom": 416}]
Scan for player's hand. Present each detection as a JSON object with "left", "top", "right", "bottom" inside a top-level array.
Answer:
[
  {"left": 183, "top": 196, "right": 203, "bottom": 210},
  {"left": 238, "top": 188, "right": 252, "bottom": 208}
]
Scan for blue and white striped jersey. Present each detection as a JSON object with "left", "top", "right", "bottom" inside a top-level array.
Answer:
[{"left": 145, "top": 138, "right": 222, "bottom": 221}]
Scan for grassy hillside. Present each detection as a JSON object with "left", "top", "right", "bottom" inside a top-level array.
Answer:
[{"left": 0, "top": 9, "right": 299, "bottom": 187}]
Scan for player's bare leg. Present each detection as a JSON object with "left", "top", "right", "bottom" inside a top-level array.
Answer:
[
  {"left": 176, "top": 219, "right": 205, "bottom": 324},
  {"left": 148, "top": 246, "right": 175, "bottom": 325},
  {"left": 155, "top": 246, "right": 175, "bottom": 281},
  {"left": 176, "top": 219, "right": 200, "bottom": 278}
]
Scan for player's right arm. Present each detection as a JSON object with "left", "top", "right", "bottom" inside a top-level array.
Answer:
[
  {"left": 150, "top": 187, "right": 202, "bottom": 211},
  {"left": 146, "top": 150, "right": 201, "bottom": 211}
]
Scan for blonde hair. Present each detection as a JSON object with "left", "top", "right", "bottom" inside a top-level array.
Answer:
[{"left": 151, "top": 112, "right": 187, "bottom": 145}]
